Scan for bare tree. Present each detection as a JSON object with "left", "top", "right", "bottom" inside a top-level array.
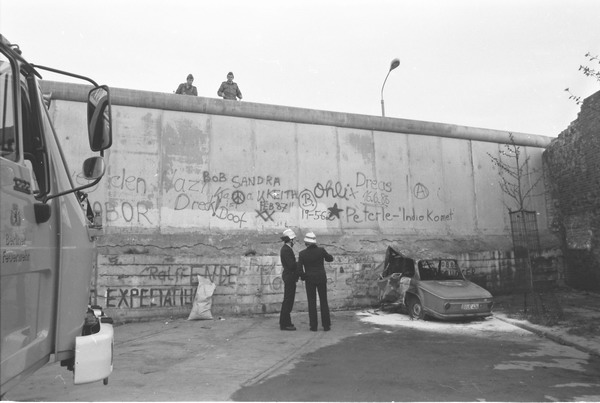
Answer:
[
  {"left": 565, "top": 52, "right": 600, "bottom": 105},
  {"left": 489, "top": 134, "right": 547, "bottom": 314},
  {"left": 487, "top": 133, "right": 543, "bottom": 212}
]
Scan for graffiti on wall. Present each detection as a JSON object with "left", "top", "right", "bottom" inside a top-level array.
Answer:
[
  {"left": 163, "top": 169, "right": 296, "bottom": 227},
  {"left": 81, "top": 165, "right": 458, "bottom": 228},
  {"left": 99, "top": 262, "right": 243, "bottom": 309},
  {"left": 105, "top": 286, "right": 196, "bottom": 308},
  {"left": 70, "top": 167, "right": 156, "bottom": 225},
  {"left": 98, "top": 256, "right": 388, "bottom": 310},
  {"left": 96, "top": 251, "right": 493, "bottom": 314}
]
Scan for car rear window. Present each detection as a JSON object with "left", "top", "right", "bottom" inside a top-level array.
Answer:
[{"left": 418, "top": 259, "right": 464, "bottom": 281}]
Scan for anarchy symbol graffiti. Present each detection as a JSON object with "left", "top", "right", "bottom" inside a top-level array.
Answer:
[{"left": 413, "top": 183, "right": 429, "bottom": 199}]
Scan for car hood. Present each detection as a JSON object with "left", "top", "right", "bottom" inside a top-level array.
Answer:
[{"left": 418, "top": 280, "right": 492, "bottom": 299}]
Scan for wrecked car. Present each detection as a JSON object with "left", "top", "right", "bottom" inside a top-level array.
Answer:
[{"left": 377, "top": 247, "right": 493, "bottom": 320}]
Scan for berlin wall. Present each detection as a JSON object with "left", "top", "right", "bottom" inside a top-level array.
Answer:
[{"left": 42, "top": 81, "right": 559, "bottom": 322}]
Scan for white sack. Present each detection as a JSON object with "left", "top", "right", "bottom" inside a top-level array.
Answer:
[{"left": 187, "top": 275, "right": 216, "bottom": 320}]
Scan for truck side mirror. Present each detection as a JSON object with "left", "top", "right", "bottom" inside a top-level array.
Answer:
[
  {"left": 87, "top": 86, "right": 112, "bottom": 152},
  {"left": 82, "top": 157, "right": 106, "bottom": 179},
  {"left": 42, "top": 157, "right": 107, "bottom": 204}
]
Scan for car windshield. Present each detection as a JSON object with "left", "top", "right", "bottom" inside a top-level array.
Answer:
[{"left": 418, "top": 259, "right": 465, "bottom": 281}]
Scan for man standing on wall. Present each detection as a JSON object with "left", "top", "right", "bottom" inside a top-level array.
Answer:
[
  {"left": 279, "top": 229, "right": 299, "bottom": 331},
  {"left": 217, "top": 72, "right": 243, "bottom": 100},
  {"left": 175, "top": 74, "right": 198, "bottom": 96},
  {"left": 297, "top": 232, "right": 334, "bottom": 331}
]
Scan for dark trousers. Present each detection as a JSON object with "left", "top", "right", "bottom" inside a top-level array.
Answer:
[
  {"left": 279, "top": 280, "right": 297, "bottom": 328},
  {"left": 305, "top": 280, "right": 330, "bottom": 330}
]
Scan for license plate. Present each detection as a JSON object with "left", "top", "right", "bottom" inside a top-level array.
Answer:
[{"left": 461, "top": 303, "right": 479, "bottom": 310}]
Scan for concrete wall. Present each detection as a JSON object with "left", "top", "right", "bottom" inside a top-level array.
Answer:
[
  {"left": 42, "top": 81, "right": 559, "bottom": 322},
  {"left": 544, "top": 91, "right": 600, "bottom": 291}
]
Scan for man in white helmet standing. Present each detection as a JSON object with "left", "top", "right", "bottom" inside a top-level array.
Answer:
[
  {"left": 297, "top": 232, "right": 334, "bottom": 331},
  {"left": 279, "top": 229, "right": 299, "bottom": 330}
]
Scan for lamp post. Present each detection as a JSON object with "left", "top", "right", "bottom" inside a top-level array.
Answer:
[{"left": 380, "top": 58, "right": 400, "bottom": 117}]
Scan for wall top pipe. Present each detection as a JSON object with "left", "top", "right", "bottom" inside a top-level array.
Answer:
[{"left": 41, "top": 80, "right": 553, "bottom": 148}]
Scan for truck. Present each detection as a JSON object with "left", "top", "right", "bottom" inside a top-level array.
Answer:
[{"left": 0, "top": 34, "right": 114, "bottom": 396}]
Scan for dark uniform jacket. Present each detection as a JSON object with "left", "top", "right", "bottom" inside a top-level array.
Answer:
[
  {"left": 297, "top": 244, "right": 334, "bottom": 284},
  {"left": 280, "top": 244, "right": 299, "bottom": 283},
  {"left": 175, "top": 83, "right": 198, "bottom": 96},
  {"left": 217, "top": 81, "right": 242, "bottom": 100}
]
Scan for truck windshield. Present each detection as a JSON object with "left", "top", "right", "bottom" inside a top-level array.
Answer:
[
  {"left": 0, "top": 54, "right": 17, "bottom": 162},
  {"left": 36, "top": 84, "right": 78, "bottom": 190}
]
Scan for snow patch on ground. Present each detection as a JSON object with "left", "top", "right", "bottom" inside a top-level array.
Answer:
[
  {"left": 355, "top": 309, "right": 525, "bottom": 335},
  {"left": 355, "top": 309, "right": 593, "bottom": 375}
]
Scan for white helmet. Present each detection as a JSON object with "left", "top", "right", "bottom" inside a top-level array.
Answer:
[
  {"left": 282, "top": 228, "right": 296, "bottom": 240},
  {"left": 304, "top": 232, "right": 317, "bottom": 244}
]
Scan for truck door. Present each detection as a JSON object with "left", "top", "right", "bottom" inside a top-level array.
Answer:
[{"left": 0, "top": 47, "right": 58, "bottom": 393}]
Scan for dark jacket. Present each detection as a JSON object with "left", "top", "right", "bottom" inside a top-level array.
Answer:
[
  {"left": 297, "top": 244, "right": 334, "bottom": 284},
  {"left": 217, "top": 81, "right": 242, "bottom": 100},
  {"left": 280, "top": 244, "right": 299, "bottom": 283},
  {"left": 175, "top": 83, "right": 198, "bottom": 96}
]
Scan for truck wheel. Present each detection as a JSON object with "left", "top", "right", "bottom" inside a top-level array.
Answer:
[
  {"left": 408, "top": 297, "right": 425, "bottom": 320},
  {"left": 103, "top": 378, "right": 108, "bottom": 385}
]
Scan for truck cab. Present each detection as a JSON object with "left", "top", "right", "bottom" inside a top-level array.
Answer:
[{"left": 1, "top": 34, "right": 113, "bottom": 396}]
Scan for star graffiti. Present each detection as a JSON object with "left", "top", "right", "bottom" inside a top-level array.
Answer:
[{"left": 327, "top": 203, "right": 343, "bottom": 219}]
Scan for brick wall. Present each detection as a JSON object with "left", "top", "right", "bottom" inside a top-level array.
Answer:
[
  {"left": 94, "top": 249, "right": 563, "bottom": 323},
  {"left": 544, "top": 90, "right": 600, "bottom": 290}
]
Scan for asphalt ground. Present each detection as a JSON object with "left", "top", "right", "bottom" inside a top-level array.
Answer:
[
  {"left": 492, "top": 287, "right": 600, "bottom": 358},
  {"left": 3, "top": 286, "right": 599, "bottom": 401}
]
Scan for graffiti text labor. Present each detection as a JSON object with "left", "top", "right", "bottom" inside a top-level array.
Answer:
[{"left": 92, "top": 200, "right": 153, "bottom": 225}]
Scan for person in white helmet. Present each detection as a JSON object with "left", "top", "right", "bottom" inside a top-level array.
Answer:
[
  {"left": 279, "top": 228, "right": 300, "bottom": 331},
  {"left": 297, "top": 232, "right": 334, "bottom": 331}
]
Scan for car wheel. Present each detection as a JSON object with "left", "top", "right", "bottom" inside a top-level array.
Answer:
[{"left": 408, "top": 297, "right": 425, "bottom": 320}]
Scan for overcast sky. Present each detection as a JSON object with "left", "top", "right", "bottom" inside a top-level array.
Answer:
[{"left": 1, "top": 0, "right": 599, "bottom": 137}]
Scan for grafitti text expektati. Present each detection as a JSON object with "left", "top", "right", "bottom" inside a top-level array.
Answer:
[{"left": 105, "top": 287, "right": 196, "bottom": 308}]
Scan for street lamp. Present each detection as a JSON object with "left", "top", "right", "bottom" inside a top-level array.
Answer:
[{"left": 380, "top": 58, "right": 400, "bottom": 117}]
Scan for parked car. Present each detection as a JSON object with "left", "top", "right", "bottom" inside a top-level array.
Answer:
[{"left": 377, "top": 247, "right": 493, "bottom": 320}]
